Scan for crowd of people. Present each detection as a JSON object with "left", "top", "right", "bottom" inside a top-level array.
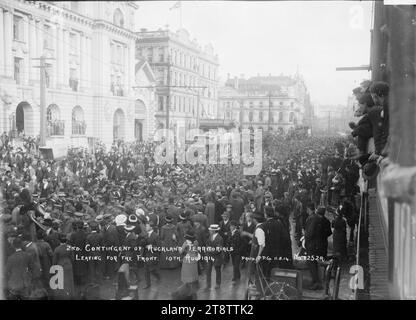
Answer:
[{"left": 0, "top": 80, "right": 390, "bottom": 300}]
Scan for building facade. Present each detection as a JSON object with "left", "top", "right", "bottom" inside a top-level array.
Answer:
[
  {"left": 136, "top": 28, "right": 219, "bottom": 135},
  {"left": 219, "top": 73, "right": 312, "bottom": 134},
  {"left": 0, "top": 1, "right": 157, "bottom": 154}
]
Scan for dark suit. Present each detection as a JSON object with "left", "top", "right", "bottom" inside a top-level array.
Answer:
[
  {"left": 305, "top": 213, "right": 332, "bottom": 285},
  {"left": 86, "top": 231, "right": 104, "bottom": 284},
  {"left": 69, "top": 230, "right": 88, "bottom": 286},
  {"left": 6, "top": 250, "right": 34, "bottom": 299},
  {"left": 229, "top": 230, "right": 241, "bottom": 281},
  {"left": 144, "top": 230, "right": 161, "bottom": 287},
  {"left": 206, "top": 233, "right": 224, "bottom": 287},
  {"left": 102, "top": 224, "right": 119, "bottom": 278},
  {"left": 219, "top": 219, "right": 231, "bottom": 264},
  {"left": 45, "top": 228, "right": 60, "bottom": 252},
  {"left": 36, "top": 240, "right": 53, "bottom": 289}
]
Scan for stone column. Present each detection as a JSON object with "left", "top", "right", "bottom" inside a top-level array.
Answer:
[
  {"left": 22, "top": 15, "right": 30, "bottom": 85},
  {"left": 124, "top": 44, "right": 129, "bottom": 95},
  {"left": 3, "top": 8, "right": 13, "bottom": 78},
  {"left": 28, "top": 15, "right": 37, "bottom": 83},
  {"left": 51, "top": 22, "right": 58, "bottom": 89},
  {"left": 80, "top": 33, "right": 86, "bottom": 90},
  {"left": 128, "top": 41, "right": 135, "bottom": 95},
  {"left": 86, "top": 36, "right": 92, "bottom": 90},
  {"left": 56, "top": 25, "right": 63, "bottom": 88},
  {"left": 62, "top": 28, "right": 69, "bottom": 88}
]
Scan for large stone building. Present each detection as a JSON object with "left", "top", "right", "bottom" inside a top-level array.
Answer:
[
  {"left": 218, "top": 73, "right": 313, "bottom": 134},
  {"left": 136, "top": 28, "right": 219, "bottom": 135},
  {"left": 0, "top": 1, "right": 157, "bottom": 154}
]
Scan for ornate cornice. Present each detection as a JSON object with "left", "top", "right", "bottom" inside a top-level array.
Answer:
[{"left": 93, "top": 19, "right": 137, "bottom": 40}]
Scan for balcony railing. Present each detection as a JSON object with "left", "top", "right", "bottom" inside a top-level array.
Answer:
[
  {"left": 47, "top": 120, "right": 65, "bottom": 136},
  {"left": 72, "top": 121, "right": 87, "bottom": 135}
]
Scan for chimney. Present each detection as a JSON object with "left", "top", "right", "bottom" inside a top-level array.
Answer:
[{"left": 234, "top": 76, "right": 239, "bottom": 90}]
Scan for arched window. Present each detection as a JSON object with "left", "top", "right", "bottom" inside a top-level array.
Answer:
[
  {"left": 47, "top": 104, "right": 60, "bottom": 122},
  {"left": 113, "top": 9, "right": 124, "bottom": 27},
  {"left": 47, "top": 104, "right": 64, "bottom": 136},
  {"left": 72, "top": 106, "right": 86, "bottom": 135}
]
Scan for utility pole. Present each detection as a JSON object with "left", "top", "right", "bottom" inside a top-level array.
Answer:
[
  {"left": 268, "top": 91, "right": 272, "bottom": 132},
  {"left": 33, "top": 55, "right": 54, "bottom": 147},
  {"left": 239, "top": 100, "right": 243, "bottom": 130},
  {"left": 197, "top": 89, "right": 201, "bottom": 128}
]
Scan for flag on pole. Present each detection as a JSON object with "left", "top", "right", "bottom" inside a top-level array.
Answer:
[{"left": 169, "top": 1, "right": 181, "bottom": 10}]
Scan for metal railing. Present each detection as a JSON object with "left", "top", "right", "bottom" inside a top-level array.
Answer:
[
  {"left": 354, "top": 180, "right": 368, "bottom": 300},
  {"left": 72, "top": 121, "right": 86, "bottom": 135}
]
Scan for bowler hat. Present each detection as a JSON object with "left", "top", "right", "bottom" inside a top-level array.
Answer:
[{"left": 124, "top": 224, "right": 136, "bottom": 232}]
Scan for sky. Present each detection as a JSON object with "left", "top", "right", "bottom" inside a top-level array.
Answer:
[{"left": 134, "top": 1, "right": 373, "bottom": 107}]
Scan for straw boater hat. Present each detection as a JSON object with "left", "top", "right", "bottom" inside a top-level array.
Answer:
[
  {"left": 114, "top": 214, "right": 127, "bottom": 227},
  {"left": 135, "top": 208, "right": 145, "bottom": 217},
  {"left": 124, "top": 224, "right": 135, "bottom": 232},
  {"left": 208, "top": 224, "right": 220, "bottom": 232},
  {"left": 128, "top": 214, "right": 138, "bottom": 224}
]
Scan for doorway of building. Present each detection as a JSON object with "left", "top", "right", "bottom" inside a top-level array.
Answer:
[
  {"left": 113, "top": 108, "right": 126, "bottom": 141},
  {"left": 135, "top": 120, "right": 143, "bottom": 141},
  {"left": 15, "top": 102, "right": 34, "bottom": 136}
]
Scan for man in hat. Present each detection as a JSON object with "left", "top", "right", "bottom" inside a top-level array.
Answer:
[
  {"left": 143, "top": 221, "right": 161, "bottom": 289},
  {"left": 44, "top": 218, "right": 60, "bottom": 251},
  {"left": 254, "top": 180, "right": 264, "bottom": 213},
  {"left": 230, "top": 192, "right": 244, "bottom": 223},
  {"left": 304, "top": 205, "right": 332, "bottom": 290},
  {"left": 5, "top": 237, "right": 34, "bottom": 299},
  {"left": 86, "top": 221, "right": 104, "bottom": 284},
  {"left": 69, "top": 221, "right": 88, "bottom": 295},
  {"left": 205, "top": 224, "right": 224, "bottom": 290},
  {"left": 219, "top": 210, "right": 231, "bottom": 264},
  {"left": 191, "top": 210, "right": 208, "bottom": 230},
  {"left": 35, "top": 229, "right": 53, "bottom": 291},
  {"left": 249, "top": 212, "right": 267, "bottom": 279},
  {"left": 229, "top": 220, "right": 242, "bottom": 283}
]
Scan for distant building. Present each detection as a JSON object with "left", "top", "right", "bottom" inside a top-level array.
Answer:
[
  {"left": 0, "top": 1, "right": 157, "bottom": 153},
  {"left": 136, "top": 28, "right": 219, "bottom": 135},
  {"left": 218, "top": 73, "right": 312, "bottom": 134},
  {"left": 313, "top": 104, "right": 355, "bottom": 134}
]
